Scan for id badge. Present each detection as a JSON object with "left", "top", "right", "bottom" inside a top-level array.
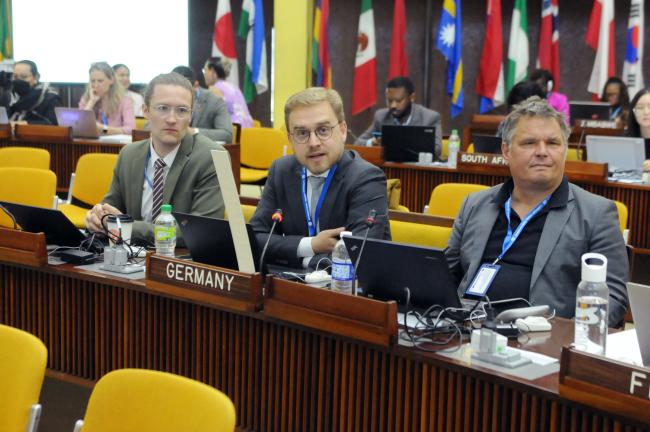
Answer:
[{"left": 464, "top": 264, "right": 501, "bottom": 300}]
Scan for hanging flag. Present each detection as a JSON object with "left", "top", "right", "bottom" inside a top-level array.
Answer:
[
  {"left": 586, "top": 0, "right": 615, "bottom": 96},
  {"left": 388, "top": 0, "right": 408, "bottom": 78},
  {"left": 436, "top": 0, "right": 464, "bottom": 117},
  {"left": 622, "top": 0, "right": 645, "bottom": 97},
  {"left": 0, "top": 0, "right": 12, "bottom": 60},
  {"left": 476, "top": 0, "right": 505, "bottom": 113},
  {"left": 352, "top": 0, "right": 377, "bottom": 115},
  {"left": 237, "top": 0, "right": 268, "bottom": 103},
  {"left": 312, "top": 0, "right": 332, "bottom": 87},
  {"left": 506, "top": 0, "right": 529, "bottom": 93},
  {"left": 212, "top": 0, "right": 239, "bottom": 86},
  {"left": 537, "top": 0, "right": 560, "bottom": 89}
]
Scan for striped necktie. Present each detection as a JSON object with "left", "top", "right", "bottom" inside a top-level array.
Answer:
[
  {"left": 151, "top": 158, "right": 167, "bottom": 221},
  {"left": 309, "top": 176, "right": 326, "bottom": 223}
]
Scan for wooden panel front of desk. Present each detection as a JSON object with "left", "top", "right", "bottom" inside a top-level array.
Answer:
[
  {"left": 384, "top": 163, "right": 650, "bottom": 249},
  {"left": 1, "top": 261, "right": 646, "bottom": 431}
]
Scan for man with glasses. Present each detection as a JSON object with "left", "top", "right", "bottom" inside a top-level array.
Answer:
[
  {"left": 85, "top": 72, "right": 225, "bottom": 245},
  {"left": 250, "top": 87, "right": 390, "bottom": 269}
]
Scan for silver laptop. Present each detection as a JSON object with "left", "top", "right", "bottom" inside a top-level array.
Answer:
[
  {"left": 626, "top": 282, "right": 650, "bottom": 366},
  {"left": 0, "top": 106, "right": 8, "bottom": 124},
  {"left": 55, "top": 107, "right": 100, "bottom": 138},
  {"left": 586, "top": 135, "right": 645, "bottom": 176}
]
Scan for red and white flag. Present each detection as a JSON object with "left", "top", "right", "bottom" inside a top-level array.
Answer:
[
  {"left": 212, "top": 0, "right": 239, "bottom": 86},
  {"left": 586, "top": 0, "right": 615, "bottom": 96},
  {"left": 352, "top": 0, "right": 377, "bottom": 115},
  {"left": 388, "top": 0, "right": 408, "bottom": 78},
  {"left": 475, "top": 0, "right": 505, "bottom": 113},
  {"left": 537, "top": 0, "right": 560, "bottom": 89}
]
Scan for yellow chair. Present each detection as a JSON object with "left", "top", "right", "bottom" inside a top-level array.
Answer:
[
  {"left": 614, "top": 200, "right": 628, "bottom": 233},
  {"left": 0, "top": 167, "right": 57, "bottom": 227},
  {"left": 135, "top": 117, "right": 148, "bottom": 130},
  {"left": 566, "top": 148, "right": 585, "bottom": 161},
  {"left": 390, "top": 220, "right": 453, "bottom": 249},
  {"left": 240, "top": 127, "right": 291, "bottom": 184},
  {"left": 441, "top": 138, "right": 449, "bottom": 159},
  {"left": 73, "top": 369, "right": 236, "bottom": 432},
  {"left": 59, "top": 154, "right": 118, "bottom": 228},
  {"left": 0, "top": 147, "right": 50, "bottom": 169},
  {"left": 224, "top": 204, "right": 257, "bottom": 223},
  {"left": 0, "top": 324, "right": 48, "bottom": 432},
  {"left": 252, "top": 119, "right": 261, "bottom": 128},
  {"left": 427, "top": 183, "right": 489, "bottom": 218},
  {"left": 466, "top": 143, "right": 475, "bottom": 153}
]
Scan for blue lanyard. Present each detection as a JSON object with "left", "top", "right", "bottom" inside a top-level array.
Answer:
[
  {"left": 611, "top": 106, "right": 621, "bottom": 119},
  {"left": 101, "top": 111, "right": 108, "bottom": 130},
  {"left": 496, "top": 195, "right": 550, "bottom": 264},
  {"left": 144, "top": 145, "right": 153, "bottom": 189},
  {"left": 301, "top": 165, "right": 337, "bottom": 236}
]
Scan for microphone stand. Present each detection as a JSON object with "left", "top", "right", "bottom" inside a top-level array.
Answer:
[
  {"left": 258, "top": 209, "right": 283, "bottom": 277},
  {"left": 351, "top": 210, "right": 377, "bottom": 296}
]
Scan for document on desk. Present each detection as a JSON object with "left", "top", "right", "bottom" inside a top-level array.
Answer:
[{"left": 605, "top": 329, "right": 643, "bottom": 366}]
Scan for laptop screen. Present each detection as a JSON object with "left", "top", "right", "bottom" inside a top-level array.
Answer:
[
  {"left": 381, "top": 125, "right": 437, "bottom": 163},
  {"left": 586, "top": 135, "right": 645, "bottom": 173},
  {"left": 569, "top": 102, "right": 611, "bottom": 125}
]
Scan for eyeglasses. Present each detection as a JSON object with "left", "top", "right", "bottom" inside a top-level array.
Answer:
[
  {"left": 633, "top": 105, "right": 650, "bottom": 114},
  {"left": 151, "top": 105, "right": 192, "bottom": 119},
  {"left": 290, "top": 123, "right": 340, "bottom": 144}
]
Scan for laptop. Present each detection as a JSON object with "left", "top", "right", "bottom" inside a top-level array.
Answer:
[
  {"left": 0, "top": 201, "right": 87, "bottom": 247},
  {"left": 381, "top": 125, "right": 437, "bottom": 163},
  {"left": 586, "top": 135, "right": 645, "bottom": 175},
  {"left": 173, "top": 212, "right": 261, "bottom": 272},
  {"left": 626, "top": 282, "right": 650, "bottom": 366},
  {"left": 55, "top": 107, "right": 100, "bottom": 138},
  {"left": 0, "top": 106, "right": 8, "bottom": 124},
  {"left": 569, "top": 101, "right": 612, "bottom": 125},
  {"left": 472, "top": 134, "right": 502, "bottom": 154},
  {"left": 343, "top": 236, "right": 462, "bottom": 309}
]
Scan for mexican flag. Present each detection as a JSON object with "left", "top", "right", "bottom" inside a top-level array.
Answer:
[
  {"left": 506, "top": 0, "right": 529, "bottom": 93},
  {"left": 351, "top": 0, "right": 377, "bottom": 115},
  {"left": 237, "top": 0, "right": 268, "bottom": 102}
]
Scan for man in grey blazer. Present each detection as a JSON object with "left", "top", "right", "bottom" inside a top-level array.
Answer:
[
  {"left": 172, "top": 66, "right": 233, "bottom": 143},
  {"left": 355, "top": 76, "right": 442, "bottom": 158},
  {"left": 85, "top": 72, "right": 225, "bottom": 245},
  {"left": 446, "top": 97, "right": 628, "bottom": 326}
]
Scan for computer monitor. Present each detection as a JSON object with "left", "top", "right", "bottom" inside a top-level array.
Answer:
[
  {"left": 586, "top": 135, "right": 646, "bottom": 173},
  {"left": 569, "top": 101, "right": 611, "bottom": 125},
  {"left": 55, "top": 107, "right": 100, "bottom": 138},
  {"left": 472, "top": 134, "right": 503, "bottom": 154},
  {"left": 381, "top": 125, "right": 437, "bottom": 163}
]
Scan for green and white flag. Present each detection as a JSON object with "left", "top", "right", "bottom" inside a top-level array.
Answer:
[
  {"left": 506, "top": 0, "right": 529, "bottom": 93},
  {"left": 237, "top": 0, "right": 268, "bottom": 102}
]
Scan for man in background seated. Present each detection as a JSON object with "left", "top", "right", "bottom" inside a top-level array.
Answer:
[
  {"left": 495, "top": 80, "right": 545, "bottom": 137},
  {"left": 250, "top": 87, "right": 390, "bottom": 269},
  {"left": 354, "top": 76, "right": 442, "bottom": 158},
  {"left": 85, "top": 72, "right": 225, "bottom": 245},
  {"left": 171, "top": 66, "right": 233, "bottom": 143},
  {"left": 446, "top": 96, "right": 628, "bottom": 326}
]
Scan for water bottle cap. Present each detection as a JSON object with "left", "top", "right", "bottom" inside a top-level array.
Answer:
[
  {"left": 581, "top": 252, "right": 607, "bottom": 282},
  {"left": 451, "top": 129, "right": 458, "bottom": 135},
  {"left": 340, "top": 231, "right": 352, "bottom": 238},
  {"left": 160, "top": 204, "right": 172, "bottom": 213}
]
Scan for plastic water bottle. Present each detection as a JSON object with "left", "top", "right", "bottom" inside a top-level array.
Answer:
[
  {"left": 574, "top": 253, "right": 609, "bottom": 355},
  {"left": 448, "top": 129, "right": 461, "bottom": 168},
  {"left": 331, "top": 231, "right": 354, "bottom": 294},
  {"left": 154, "top": 204, "right": 177, "bottom": 257}
]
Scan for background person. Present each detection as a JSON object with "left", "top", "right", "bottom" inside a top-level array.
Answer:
[
  {"left": 626, "top": 88, "right": 650, "bottom": 171},
  {"left": 203, "top": 57, "right": 253, "bottom": 128},
  {"left": 112, "top": 63, "right": 144, "bottom": 117},
  {"left": 5, "top": 60, "right": 60, "bottom": 125},
  {"left": 600, "top": 76, "right": 630, "bottom": 127}
]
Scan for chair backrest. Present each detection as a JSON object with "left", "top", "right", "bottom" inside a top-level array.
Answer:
[
  {"left": 0, "top": 324, "right": 47, "bottom": 432},
  {"left": 428, "top": 183, "right": 489, "bottom": 218},
  {"left": 0, "top": 167, "right": 57, "bottom": 208},
  {"left": 614, "top": 200, "right": 628, "bottom": 232},
  {"left": 0, "top": 147, "right": 50, "bottom": 169},
  {"left": 224, "top": 204, "right": 257, "bottom": 222},
  {"left": 389, "top": 220, "right": 453, "bottom": 249},
  {"left": 71, "top": 154, "right": 118, "bottom": 206},
  {"left": 386, "top": 178, "right": 402, "bottom": 210},
  {"left": 76, "top": 369, "right": 236, "bottom": 432},
  {"left": 240, "top": 127, "right": 290, "bottom": 169}
]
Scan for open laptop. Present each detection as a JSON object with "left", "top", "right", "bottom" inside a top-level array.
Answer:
[
  {"left": 174, "top": 212, "right": 261, "bottom": 272},
  {"left": 381, "top": 125, "right": 437, "bottom": 163},
  {"left": 0, "top": 201, "right": 87, "bottom": 247},
  {"left": 55, "top": 107, "right": 100, "bottom": 138},
  {"left": 626, "top": 282, "right": 650, "bottom": 366},
  {"left": 586, "top": 135, "right": 645, "bottom": 176},
  {"left": 569, "top": 102, "right": 611, "bottom": 126},
  {"left": 472, "top": 134, "right": 502, "bottom": 154}
]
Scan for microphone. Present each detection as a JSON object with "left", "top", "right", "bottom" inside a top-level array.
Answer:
[
  {"left": 258, "top": 209, "right": 283, "bottom": 276},
  {"left": 0, "top": 203, "right": 18, "bottom": 229},
  {"left": 352, "top": 209, "right": 377, "bottom": 295}
]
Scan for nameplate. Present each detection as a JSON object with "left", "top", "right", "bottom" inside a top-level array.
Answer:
[
  {"left": 577, "top": 119, "right": 618, "bottom": 129},
  {"left": 145, "top": 254, "right": 263, "bottom": 312},
  {"left": 559, "top": 346, "right": 650, "bottom": 424},
  {"left": 0, "top": 228, "right": 47, "bottom": 267},
  {"left": 458, "top": 152, "right": 508, "bottom": 167}
]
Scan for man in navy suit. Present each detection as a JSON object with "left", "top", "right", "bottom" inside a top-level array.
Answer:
[{"left": 250, "top": 87, "right": 390, "bottom": 268}]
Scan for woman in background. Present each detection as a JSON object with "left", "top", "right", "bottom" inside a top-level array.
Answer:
[
  {"left": 79, "top": 62, "right": 134, "bottom": 135},
  {"left": 7, "top": 60, "right": 60, "bottom": 125},
  {"left": 626, "top": 88, "right": 650, "bottom": 171},
  {"left": 112, "top": 63, "right": 144, "bottom": 117},
  {"left": 202, "top": 57, "right": 253, "bottom": 128},
  {"left": 530, "top": 68, "right": 570, "bottom": 124},
  {"left": 601, "top": 77, "right": 630, "bottom": 127}
]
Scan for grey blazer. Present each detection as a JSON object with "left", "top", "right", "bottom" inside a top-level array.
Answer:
[
  {"left": 355, "top": 103, "right": 442, "bottom": 158},
  {"left": 445, "top": 182, "right": 629, "bottom": 326},
  {"left": 192, "top": 88, "right": 234, "bottom": 143},
  {"left": 102, "top": 133, "right": 225, "bottom": 245}
]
